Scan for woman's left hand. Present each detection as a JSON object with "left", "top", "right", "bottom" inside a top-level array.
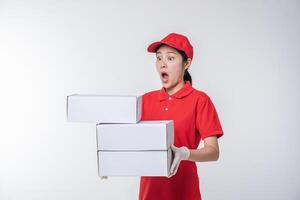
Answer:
[{"left": 168, "top": 144, "right": 190, "bottom": 178}]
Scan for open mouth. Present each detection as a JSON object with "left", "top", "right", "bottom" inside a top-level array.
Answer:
[{"left": 161, "top": 72, "right": 169, "bottom": 83}]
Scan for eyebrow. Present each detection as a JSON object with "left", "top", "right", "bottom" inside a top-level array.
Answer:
[{"left": 156, "top": 51, "right": 178, "bottom": 55}]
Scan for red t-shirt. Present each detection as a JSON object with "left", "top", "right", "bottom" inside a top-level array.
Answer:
[{"left": 139, "top": 80, "right": 224, "bottom": 200}]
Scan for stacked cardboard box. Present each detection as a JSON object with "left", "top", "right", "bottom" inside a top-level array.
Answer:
[
  {"left": 67, "top": 94, "right": 142, "bottom": 123},
  {"left": 67, "top": 94, "right": 174, "bottom": 177}
]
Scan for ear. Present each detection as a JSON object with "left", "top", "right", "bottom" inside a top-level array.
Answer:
[{"left": 184, "top": 58, "right": 192, "bottom": 70}]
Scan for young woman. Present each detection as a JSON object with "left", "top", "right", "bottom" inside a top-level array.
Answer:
[{"left": 139, "top": 33, "right": 224, "bottom": 200}]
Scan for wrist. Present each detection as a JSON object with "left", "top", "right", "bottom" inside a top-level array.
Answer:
[{"left": 182, "top": 146, "right": 190, "bottom": 160}]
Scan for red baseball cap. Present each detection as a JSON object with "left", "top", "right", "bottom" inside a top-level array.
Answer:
[{"left": 147, "top": 33, "right": 193, "bottom": 59}]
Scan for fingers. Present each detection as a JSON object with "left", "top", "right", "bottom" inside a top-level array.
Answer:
[
  {"left": 168, "top": 162, "right": 179, "bottom": 178},
  {"left": 168, "top": 144, "right": 181, "bottom": 178},
  {"left": 171, "top": 161, "right": 179, "bottom": 174},
  {"left": 170, "top": 154, "right": 180, "bottom": 173},
  {"left": 167, "top": 172, "right": 174, "bottom": 178},
  {"left": 168, "top": 167, "right": 176, "bottom": 178},
  {"left": 172, "top": 164, "right": 179, "bottom": 176}
]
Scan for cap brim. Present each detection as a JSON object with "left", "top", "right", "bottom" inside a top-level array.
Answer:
[{"left": 147, "top": 41, "right": 163, "bottom": 52}]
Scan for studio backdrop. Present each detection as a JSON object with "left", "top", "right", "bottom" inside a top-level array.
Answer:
[{"left": 0, "top": 0, "right": 299, "bottom": 199}]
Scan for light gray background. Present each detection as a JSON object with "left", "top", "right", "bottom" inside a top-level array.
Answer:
[{"left": 0, "top": 0, "right": 299, "bottom": 199}]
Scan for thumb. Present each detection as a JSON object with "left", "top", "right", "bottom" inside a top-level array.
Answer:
[{"left": 170, "top": 154, "right": 180, "bottom": 173}]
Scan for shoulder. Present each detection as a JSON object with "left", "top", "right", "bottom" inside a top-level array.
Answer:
[
  {"left": 191, "top": 87, "right": 211, "bottom": 103},
  {"left": 191, "top": 87, "right": 220, "bottom": 111}
]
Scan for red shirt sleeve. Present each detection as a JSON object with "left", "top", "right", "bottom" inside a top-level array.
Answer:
[
  {"left": 141, "top": 94, "right": 145, "bottom": 120},
  {"left": 196, "top": 94, "right": 224, "bottom": 140}
]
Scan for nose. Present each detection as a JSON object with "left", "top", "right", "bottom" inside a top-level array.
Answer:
[{"left": 160, "top": 59, "right": 167, "bottom": 69}]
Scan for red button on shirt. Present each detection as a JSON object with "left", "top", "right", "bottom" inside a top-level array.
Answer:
[{"left": 139, "top": 80, "right": 224, "bottom": 200}]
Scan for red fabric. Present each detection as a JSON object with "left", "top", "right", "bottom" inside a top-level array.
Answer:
[
  {"left": 139, "top": 81, "right": 224, "bottom": 200},
  {"left": 147, "top": 33, "right": 194, "bottom": 59}
]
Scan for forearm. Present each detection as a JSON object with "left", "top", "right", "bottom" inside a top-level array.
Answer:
[{"left": 187, "top": 145, "right": 219, "bottom": 162}]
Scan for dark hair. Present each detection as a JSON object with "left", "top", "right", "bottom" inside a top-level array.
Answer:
[
  {"left": 177, "top": 49, "right": 192, "bottom": 85},
  {"left": 155, "top": 44, "right": 192, "bottom": 85}
]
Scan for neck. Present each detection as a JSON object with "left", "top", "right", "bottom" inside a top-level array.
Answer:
[{"left": 166, "top": 80, "right": 186, "bottom": 95}]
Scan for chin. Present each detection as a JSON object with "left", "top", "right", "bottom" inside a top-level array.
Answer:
[{"left": 161, "top": 81, "right": 173, "bottom": 89}]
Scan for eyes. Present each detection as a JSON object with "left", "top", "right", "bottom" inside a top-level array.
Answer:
[{"left": 156, "top": 55, "right": 175, "bottom": 62}]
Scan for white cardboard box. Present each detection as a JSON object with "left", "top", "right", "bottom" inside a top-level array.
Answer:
[
  {"left": 97, "top": 149, "right": 172, "bottom": 176},
  {"left": 66, "top": 94, "right": 142, "bottom": 123},
  {"left": 96, "top": 120, "right": 174, "bottom": 151},
  {"left": 96, "top": 120, "right": 174, "bottom": 176}
]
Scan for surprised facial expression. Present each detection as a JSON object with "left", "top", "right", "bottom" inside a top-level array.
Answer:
[{"left": 155, "top": 45, "right": 186, "bottom": 89}]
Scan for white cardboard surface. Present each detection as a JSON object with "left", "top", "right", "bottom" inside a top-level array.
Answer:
[
  {"left": 97, "top": 149, "right": 173, "bottom": 176},
  {"left": 66, "top": 94, "right": 142, "bottom": 123},
  {"left": 96, "top": 120, "right": 174, "bottom": 150}
]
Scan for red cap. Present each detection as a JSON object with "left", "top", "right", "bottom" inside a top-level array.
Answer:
[{"left": 147, "top": 33, "right": 193, "bottom": 59}]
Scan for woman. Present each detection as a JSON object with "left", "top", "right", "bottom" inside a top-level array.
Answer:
[{"left": 139, "top": 33, "right": 224, "bottom": 200}]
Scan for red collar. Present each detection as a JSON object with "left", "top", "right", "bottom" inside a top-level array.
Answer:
[{"left": 159, "top": 81, "right": 194, "bottom": 101}]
